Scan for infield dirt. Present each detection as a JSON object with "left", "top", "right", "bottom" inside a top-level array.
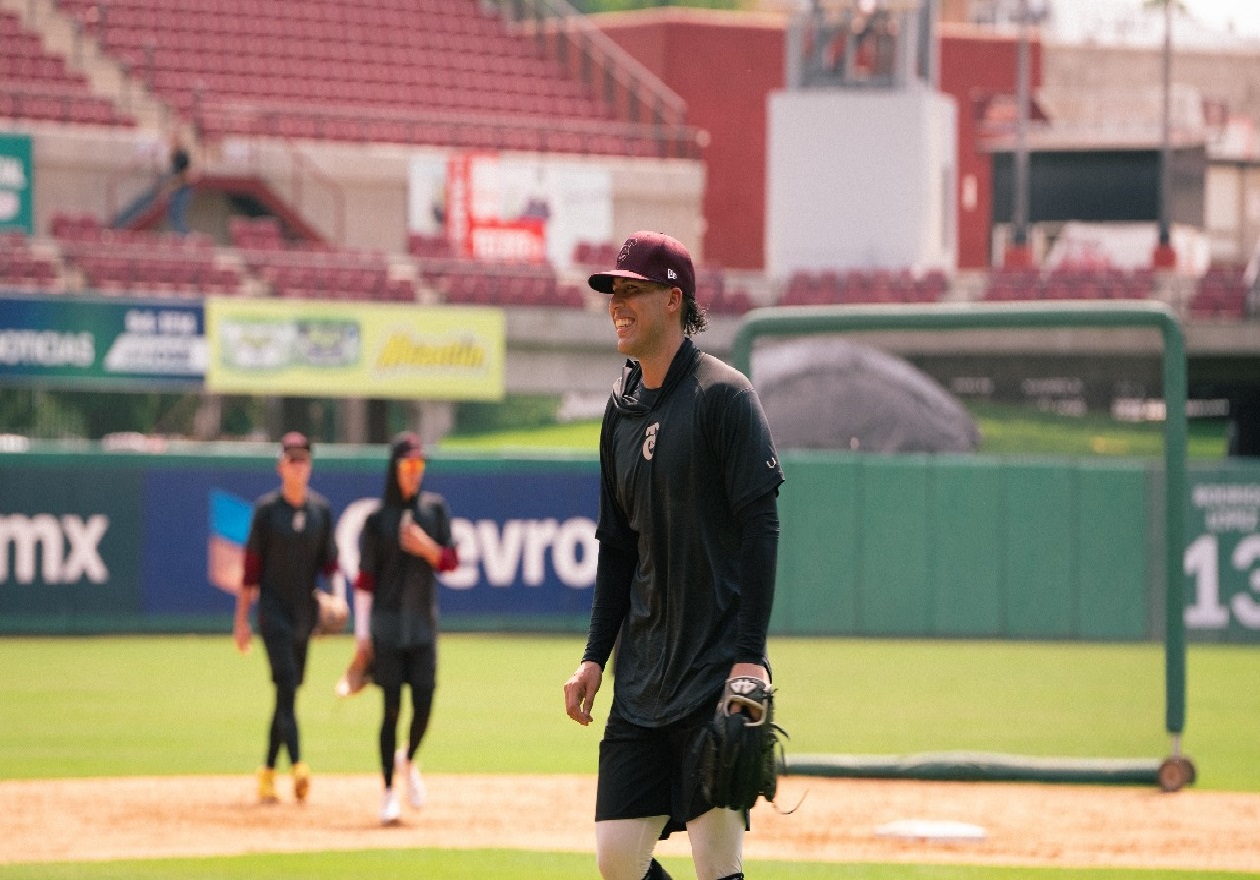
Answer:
[
  {"left": 2, "top": 771, "right": 1260, "bottom": 867},
  {"left": 3, "top": 774, "right": 1258, "bottom": 871}
]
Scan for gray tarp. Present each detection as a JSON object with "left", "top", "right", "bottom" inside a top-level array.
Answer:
[{"left": 751, "top": 338, "right": 981, "bottom": 453}]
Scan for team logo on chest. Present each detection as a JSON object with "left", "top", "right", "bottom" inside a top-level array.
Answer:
[
  {"left": 292, "top": 510, "right": 306, "bottom": 532},
  {"left": 642, "top": 422, "right": 659, "bottom": 460}
]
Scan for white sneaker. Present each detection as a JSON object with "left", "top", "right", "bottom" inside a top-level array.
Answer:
[
  {"left": 380, "top": 787, "right": 401, "bottom": 825},
  {"left": 395, "top": 748, "right": 426, "bottom": 808},
  {"left": 406, "top": 760, "right": 426, "bottom": 808}
]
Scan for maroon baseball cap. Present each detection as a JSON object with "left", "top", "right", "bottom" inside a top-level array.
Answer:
[
  {"left": 280, "top": 431, "right": 311, "bottom": 453},
  {"left": 588, "top": 231, "right": 695, "bottom": 300}
]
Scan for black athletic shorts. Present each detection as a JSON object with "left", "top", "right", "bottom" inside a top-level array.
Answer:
[
  {"left": 595, "top": 697, "right": 728, "bottom": 838},
  {"left": 372, "top": 641, "right": 437, "bottom": 694},
  {"left": 259, "top": 609, "right": 310, "bottom": 689}
]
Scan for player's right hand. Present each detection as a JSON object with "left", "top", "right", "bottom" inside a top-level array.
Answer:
[
  {"left": 233, "top": 619, "right": 252, "bottom": 654},
  {"left": 563, "top": 661, "right": 602, "bottom": 726}
]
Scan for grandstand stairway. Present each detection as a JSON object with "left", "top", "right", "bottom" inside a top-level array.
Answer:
[
  {"left": 112, "top": 172, "right": 328, "bottom": 244},
  {"left": 0, "top": 0, "right": 167, "bottom": 128}
]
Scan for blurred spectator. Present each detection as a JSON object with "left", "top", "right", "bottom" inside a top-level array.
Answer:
[{"left": 166, "top": 137, "right": 194, "bottom": 235}]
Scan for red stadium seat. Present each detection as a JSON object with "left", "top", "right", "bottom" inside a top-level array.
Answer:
[{"left": 28, "top": 0, "right": 658, "bottom": 152}]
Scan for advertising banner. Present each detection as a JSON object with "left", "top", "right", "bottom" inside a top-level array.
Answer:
[
  {"left": 148, "top": 459, "right": 599, "bottom": 622},
  {"left": 1, "top": 451, "right": 600, "bottom": 633},
  {"left": 0, "top": 295, "right": 205, "bottom": 389},
  {"left": 204, "top": 298, "right": 505, "bottom": 400},
  {"left": 149, "top": 456, "right": 602, "bottom": 620},
  {"left": 1184, "top": 464, "right": 1260, "bottom": 642},
  {"left": 0, "top": 133, "right": 33, "bottom": 235},
  {"left": 7, "top": 450, "right": 1258, "bottom": 641},
  {"left": 409, "top": 152, "right": 612, "bottom": 269},
  {"left": 0, "top": 466, "right": 144, "bottom": 632}
]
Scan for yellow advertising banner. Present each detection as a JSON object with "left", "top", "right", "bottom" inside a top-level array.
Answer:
[{"left": 204, "top": 298, "right": 505, "bottom": 400}]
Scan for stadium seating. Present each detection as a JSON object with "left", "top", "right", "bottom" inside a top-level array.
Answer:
[
  {"left": 0, "top": 10, "right": 134, "bottom": 127},
  {"left": 431, "top": 260, "right": 579, "bottom": 308},
  {"left": 982, "top": 266, "right": 1154, "bottom": 302},
  {"left": 572, "top": 240, "right": 619, "bottom": 269},
  {"left": 1189, "top": 265, "right": 1251, "bottom": 319},
  {"left": 44, "top": 212, "right": 600, "bottom": 308},
  {"left": 19, "top": 212, "right": 1260, "bottom": 323},
  {"left": 240, "top": 243, "right": 406, "bottom": 301},
  {"left": 408, "top": 232, "right": 455, "bottom": 261},
  {"left": 51, "top": 0, "right": 659, "bottom": 153},
  {"left": 693, "top": 267, "right": 750, "bottom": 315},
  {"left": 781, "top": 268, "right": 948, "bottom": 306},
  {"left": 0, "top": 232, "right": 62, "bottom": 292},
  {"left": 51, "top": 214, "right": 243, "bottom": 296},
  {"left": 227, "top": 216, "right": 286, "bottom": 251}
]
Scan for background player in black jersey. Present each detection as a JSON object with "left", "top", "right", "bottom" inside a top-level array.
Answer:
[
  {"left": 234, "top": 431, "right": 342, "bottom": 805},
  {"left": 564, "top": 231, "right": 784, "bottom": 880},
  {"left": 354, "top": 432, "right": 460, "bottom": 824}
]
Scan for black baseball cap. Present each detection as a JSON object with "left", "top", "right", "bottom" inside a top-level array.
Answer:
[
  {"left": 280, "top": 431, "right": 311, "bottom": 454},
  {"left": 391, "top": 431, "right": 424, "bottom": 460},
  {"left": 588, "top": 231, "right": 695, "bottom": 301}
]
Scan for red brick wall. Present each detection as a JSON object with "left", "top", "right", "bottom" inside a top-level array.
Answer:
[
  {"left": 938, "top": 27, "right": 1042, "bottom": 269},
  {"left": 594, "top": 15, "right": 1037, "bottom": 272},
  {"left": 595, "top": 11, "right": 784, "bottom": 270}
]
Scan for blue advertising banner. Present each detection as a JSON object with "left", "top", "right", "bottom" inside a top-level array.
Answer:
[
  {"left": 1, "top": 450, "right": 600, "bottom": 633},
  {"left": 11, "top": 446, "right": 1252, "bottom": 641},
  {"left": 143, "top": 458, "right": 599, "bottom": 625},
  {"left": 0, "top": 466, "right": 144, "bottom": 632},
  {"left": 0, "top": 294, "right": 205, "bottom": 389}
]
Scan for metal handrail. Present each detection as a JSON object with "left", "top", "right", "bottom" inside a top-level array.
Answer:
[
  {"left": 0, "top": 82, "right": 133, "bottom": 123},
  {"left": 488, "top": 0, "right": 688, "bottom": 128},
  {"left": 198, "top": 97, "right": 704, "bottom": 159}
]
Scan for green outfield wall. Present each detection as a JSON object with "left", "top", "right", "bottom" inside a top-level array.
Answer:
[
  {"left": 773, "top": 453, "right": 1157, "bottom": 639},
  {"left": 1, "top": 446, "right": 1258, "bottom": 642},
  {"left": 773, "top": 452, "right": 1260, "bottom": 643}
]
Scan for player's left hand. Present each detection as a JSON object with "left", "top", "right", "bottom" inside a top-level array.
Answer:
[{"left": 233, "top": 618, "right": 252, "bottom": 654}]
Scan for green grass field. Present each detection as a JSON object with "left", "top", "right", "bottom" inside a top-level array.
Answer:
[
  {"left": 967, "top": 403, "right": 1228, "bottom": 458},
  {"left": 2, "top": 851, "right": 1256, "bottom": 880},
  {"left": 3, "top": 636, "right": 1257, "bottom": 788},
  {"left": 5, "top": 850, "right": 1256, "bottom": 880},
  {"left": 0, "top": 414, "right": 1249, "bottom": 878},
  {"left": 437, "top": 409, "right": 1230, "bottom": 460},
  {"left": 1, "top": 635, "right": 1257, "bottom": 879}
]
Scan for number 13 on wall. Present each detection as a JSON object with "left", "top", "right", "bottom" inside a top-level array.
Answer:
[{"left": 1185, "top": 533, "right": 1260, "bottom": 630}]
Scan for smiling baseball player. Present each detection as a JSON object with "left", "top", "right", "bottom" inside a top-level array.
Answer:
[{"left": 563, "top": 231, "right": 785, "bottom": 880}]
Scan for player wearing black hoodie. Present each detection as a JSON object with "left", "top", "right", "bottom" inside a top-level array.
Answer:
[{"left": 564, "top": 232, "right": 784, "bottom": 880}]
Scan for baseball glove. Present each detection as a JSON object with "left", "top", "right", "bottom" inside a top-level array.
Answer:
[
  {"left": 699, "top": 676, "right": 787, "bottom": 812},
  {"left": 314, "top": 590, "right": 349, "bottom": 636}
]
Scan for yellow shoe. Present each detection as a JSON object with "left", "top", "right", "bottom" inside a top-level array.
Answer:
[
  {"left": 293, "top": 762, "right": 311, "bottom": 803},
  {"left": 257, "top": 767, "right": 279, "bottom": 804}
]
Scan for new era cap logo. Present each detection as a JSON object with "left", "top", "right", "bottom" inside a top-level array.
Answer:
[{"left": 667, "top": 269, "right": 677, "bottom": 280}]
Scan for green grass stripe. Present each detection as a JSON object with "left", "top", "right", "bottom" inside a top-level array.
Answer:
[
  {"left": 0, "top": 635, "right": 1256, "bottom": 790},
  {"left": 0, "top": 850, "right": 1249, "bottom": 880}
]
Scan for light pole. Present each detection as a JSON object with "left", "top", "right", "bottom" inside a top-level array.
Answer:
[
  {"left": 1153, "top": 0, "right": 1178, "bottom": 269},
  {"left": 1004, "top": 0, "right": 1033, "bottom": 269}
]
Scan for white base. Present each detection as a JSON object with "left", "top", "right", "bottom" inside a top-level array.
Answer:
[{"left": 874, "top": 819, "right": 987, "bottom": 842}]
